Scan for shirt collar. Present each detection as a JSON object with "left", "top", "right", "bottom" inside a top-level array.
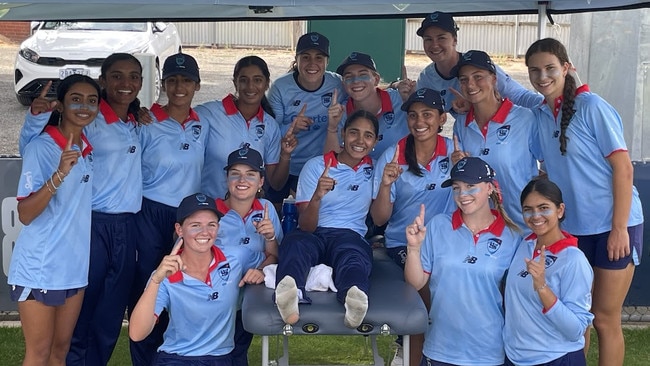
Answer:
[
  {"left": 396, "top": 135, "right": 447, "bottom": 170},
  {"left": 544, "top": 84, "right": 591, "bottom": 117},
  {"left": 99, "top": 99, "right": 136, "bottom": 124},
  {"left": 44, "top": 125, "right": 93, "bottom": 158},
  {"left": 451, "top": 208, "right": 506, "bottom": 237},
  {"left": 324, "top": 150, "right": 372, "bottom": 172},
  {"left": 223, "top": 94, "right": 265, "bottom": 123},
  {"left": 525, "top": 231, "right": 578, "bottom": 259},
  {"left": 168, "top": 245, "right": 227, "bottom": 284},
  {"left": 216, "top": 198, "right": 265, "bottom": 221},
  {"left": 464, "top": 98, "right": 514, "bottom": 127},
  {"left": 150, "top": 103, "right": 200, "bottom": 126},
  {"left": 345, "top": 88, "right": 394, "bottom": 116}
]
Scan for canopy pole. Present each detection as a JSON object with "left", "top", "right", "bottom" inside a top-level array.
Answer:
[{"left": 537, "top": 2, "right": 547, "bottom": 39}]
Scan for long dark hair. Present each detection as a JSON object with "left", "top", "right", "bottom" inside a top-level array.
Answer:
[
  {"left": 233, "top": 56, "right": 275, "bottom": 118},
  {"left": 99, "top": 53, "right": 142, "bottom": 122},
  {"left": 525, "top": 38, "right": 576, "bottom": 155},
  {"left": 404, "top": 110, "right": 445, "bottom": 177},
  {"left": 46, "top": 74, "right": 101, "bottom": 126},
  {"left": 520, "top": 176, "right": 566, "bottom": 223}
]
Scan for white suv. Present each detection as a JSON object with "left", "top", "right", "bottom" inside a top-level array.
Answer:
[{"left": 14, "top": 21, "right": 181, "bottom": 106}]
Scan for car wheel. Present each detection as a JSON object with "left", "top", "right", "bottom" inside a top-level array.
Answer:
[{"left": 16, "top": 94, "right": 33, "bottom": 107}]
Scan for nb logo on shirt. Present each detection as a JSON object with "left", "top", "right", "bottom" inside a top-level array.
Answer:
[
  {"left": 127, "top": 146, "right": 137, "bottom": 154},
  {"left": 517, "top": 269, "right": 530, "bottom": 278},
  {"left": 240, "top": 237, "right": 250, "bottom": 245},
  {"left": 553, "top": 130, "right": 560, "bottom": 138},
  {"left": 180, "top": 143, "right": 190, "bottom": 150},
  {"left": 293, "top": 100, "right": 301, "bottom": 106},
  {"left": 463, "top": 255, "right": 478, "bottom": 264},
  {"left": 207, "top": 291, "right": 219, "bottom": 301},
  {"left": 80, "top": 174, "right": 90, "bottom": 183},
  {"left": 348, "top": 185, "right": 359, "bottom": 191},
  {"left": 426, "top": 183, "right": 436, "bottom": 191},
  {"left": 480, "top": 148, "right": 490, "bottom": 155},
  {"left": 378, "top": 134, "right": 384, "bottom": 141}
]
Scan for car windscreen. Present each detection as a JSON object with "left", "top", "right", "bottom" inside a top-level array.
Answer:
[{"left": 40, "top": 22, "right": 148, "bottom": 32}]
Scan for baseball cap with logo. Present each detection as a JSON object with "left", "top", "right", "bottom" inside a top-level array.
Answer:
[
  {"left": 441, "top": 157, "right": 495, "bottom": 188},
  {"left": 450, "top": 50, "right": 497, "bottom": 77},
  {"left": 162, "top": 53, "right": 200, "bottom": 83},
  {"left": 401, "top": 88, "right": 445, "bottom": 112},
  {"left": 296, "top": 32, "right": 330, "bottom": 57},
  {"left": 416, "top": 11, "right": 459, "bottom": 37},
  {"left": 176, "top": 193, "right": 221, "bottom": 223},
  {"left": 224, "top": 145, "right": 265, "bottom": 173},
  {"left": 336, "top": 52, "right": 377, "bottom": 75}
]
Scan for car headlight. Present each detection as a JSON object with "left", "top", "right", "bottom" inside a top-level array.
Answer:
[{"left": 19, "top": 48, "right": 40, "bottom": 63}]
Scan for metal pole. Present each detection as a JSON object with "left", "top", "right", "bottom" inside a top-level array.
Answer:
[{"left": 538, "top": 2, "right": 547, "bottom": 39}]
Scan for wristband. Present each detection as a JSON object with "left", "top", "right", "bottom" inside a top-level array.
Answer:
[
  {"left": 535, "top": 283, "right": 547, "bottom": 292},
  {"left": 266, "top": 235, "right": 276, "bottom": 242}
]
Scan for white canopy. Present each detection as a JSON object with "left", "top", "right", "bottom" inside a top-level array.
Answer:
[{"left": 0, "top": 1, "right": 648, "bottom": 21}]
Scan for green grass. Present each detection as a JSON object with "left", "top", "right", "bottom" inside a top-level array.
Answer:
[{"left": 0, "top": 326, "right": 649, "bottom": 365}]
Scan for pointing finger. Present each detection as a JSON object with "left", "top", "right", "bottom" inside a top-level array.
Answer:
[
  {"left": 449, "top": 86, "right": 465, "bottom": 100},
  {"left": 264, "top": 203, "right": 269, "bottom": 220},
  {"left": 39, "top": 81, "right": 52, "bottom": 99},
  {"left": 285, "top": 118, "right": 297, "bottom": 138},
  {"left": 537, "top": 245, "right": 546, "bottom": 264},
  {"left": 65, "top": 133, "right": 74, "bottom": 151},
  {"left": 331, "top": 89, "right": 338, "bottom": 105},
  {"left": 170, "top": 237, "right": 184, "bottom": 255},
  {"left": 401, "top": 65, "right": 408, "bottom": 80},
  {"left": 297, "top": 103, "right": 307, "bottom": 117},
  {"left": 453, "top": 135, "right": 461, "bottom": 152},
  {"left": 322, "top": 158, "right": 332, "bottom": 177},
  {"left": 418, "top": 203, "right": 425, "bottom": 224}
]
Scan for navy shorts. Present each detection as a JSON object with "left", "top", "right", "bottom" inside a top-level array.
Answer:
[
  {"left": 420, "top": 356, "right": 504, "bottom": 366},
  {"left": 386, "top": 246, "right": 407, "bottom": 269},
  {"left": 154, "top": 351, "right": 233, "bottom": 366},
  {"left": 10, "top": 285, "right": 83, "bottom": 307},
  {"left": 505, "top": 349, "right": 585, "bottom": 366},
  {"left": 577, "top": 224, "right": 643, "bottom": 269}
]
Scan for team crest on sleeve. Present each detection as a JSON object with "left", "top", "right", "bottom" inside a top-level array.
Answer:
[
  {"left": 362, "top": 166, "right": 374, "bottom": 181},
  {"left": 191, "top": 125, "right": 202, "bottom": 140},
  {"left": 321, "top": 93, "right": 332, "bottom": 107},
  {"left": 23, "top": 171, "right": 33, "bottom": 191},
  {"left": 383, "top": 112, "right": 395, "bottom": 128},
  {"left": 496, "top": 125, "right": 511, "bottom": 142},
  {"left": 255, "top": 124, "right": 265, "bottom": 139},
  {"left": 218, "top": 262, "right": 231, "bottom": 282},
  {"left": 438, "top": 157, "right": 449, "bottom": 174},
  {"left": 486, "top": 238, "right": 502, "bottom": 255}
]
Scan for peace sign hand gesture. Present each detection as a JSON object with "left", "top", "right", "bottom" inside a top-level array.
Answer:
[{"left": 30, "top": 81, "right": 59, "bottom": 115}]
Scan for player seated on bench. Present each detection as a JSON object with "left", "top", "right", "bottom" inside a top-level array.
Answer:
[{"left": 274, "top": 110, "right": 379, "bottom": 328}]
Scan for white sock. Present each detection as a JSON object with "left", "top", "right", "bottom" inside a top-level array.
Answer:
[
  {"left": 344, "top": 286, "right": 368, "bottom": 328},
  {"left": 275, "top": 275, "right": 300, "bottom": 325}
]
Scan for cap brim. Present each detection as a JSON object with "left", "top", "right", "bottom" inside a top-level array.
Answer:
[
  {"left": 163, "top": 70, "right": 200, "bottom": 83},
  {"left": 223, "top": 161, "right": 264, "bottom": 173}
]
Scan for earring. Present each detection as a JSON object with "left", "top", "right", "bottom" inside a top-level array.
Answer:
[{"left": 342, "top": 141, "right": 345, "bottom": 147}]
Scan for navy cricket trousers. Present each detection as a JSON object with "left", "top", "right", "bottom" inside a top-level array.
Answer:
[
  {"left": 276, "top": 227, "right": 373, "bottom": 303},
  {"left": 129, "top": 197, "right": 178, "bottom": 366},
  {"left": 67, "top": 212, "right": 137, "bottom": 366}
]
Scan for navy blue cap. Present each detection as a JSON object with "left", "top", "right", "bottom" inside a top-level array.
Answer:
[
  {"left": 417, "top": 11, "right": 459, "bottom": 37},
  {"left": 450, "top": 50, "right": 497, "bottom": 78},
  {"left": 162, "top": 53, "right": 200, "bottom": 83},
  {"left": 336, "top": 52, "right": 377, "bottom": 75},
  {"left": 176, "top": 193, "right": 221, "bottom": 223},
  {"left": 224, "top": 145, "right": 265, "bottom": 173},
  {"left": 401, "top": 88, "right": 445, "bottom": 112},
  {"left": 296, "top": 32, "right": 330, "bottom": 56},
  {"left": 441, "top": 157, "right": 495, "bottom": 188}
]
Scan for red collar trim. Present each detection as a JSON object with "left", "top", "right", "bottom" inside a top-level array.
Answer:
[
  {"left": 44, "top": 125, "right": 93, "bottom": 158},
  {"left": 464, "top": 98, "right": 513, "bottom": 127},
  {"left": 545, "top": 84, "right": 591, "bottom": 117},
  {"left": 526, "top": 231, "right": 578, "bottom": 259},
  {"left": 451, "top": 209, "right": 506, "bottom": 236},
  {"left": 216, "top": 198, "right": 265, "bottom": 221},
  {"left": 345, "top": 88, "right": 394, "bottom": 117},
  {"left": 396, "top": 135, "right": 447, "bottom": 170},
  {"left": 99, "top": 99, "right": 136, "bottom": 124},
  {"left": 168, "top": 245, "right": 227, "bottom": 284},
  {"left": 150, "top": 103, "right": 200, "bottom": 125},
  {"left": 223, "top": 94, "right": 265, "bottom": 123},
  {"left": 324, "top": 150, "right": 372, "bottom": 172}
]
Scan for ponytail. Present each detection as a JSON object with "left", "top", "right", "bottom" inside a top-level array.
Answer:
[
  {"left": 405, "top": 134, "right": 424, "bottom": 177},
  {"left": 559, "top": 74, "right": 577, "bottom": 155},
  {"left": 490, "top": 182, "right": 520, "bottom": 233}
]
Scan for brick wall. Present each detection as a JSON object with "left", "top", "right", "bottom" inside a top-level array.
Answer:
[{"left": 0, "top": 21, "right": 30, "bottom": 43}]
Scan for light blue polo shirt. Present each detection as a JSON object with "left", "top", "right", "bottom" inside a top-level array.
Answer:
[
  {"left": 454, "top": 99, "right": 541, "bottom": 232},
  {"left": 373, "top": 136, "right": 456, "bottom": 249},
  {"left": 296, "top": 151, "right": 374, "bottom": 236},
  {"left": 504, "top": 232, "right": 593, "bottom": 365},
  {"left": 19, "top": 100, "right": 142, "bottom": 213},
  {"left": 268, "top": 71, "right": 346, "bottom": 175},
  {"left": 532, "top": 85, "right": 643, "bottom": 235},
  {"left": 9, "top": 126, "right": 93, "bottom": 290},
  {"left": 215, "top": 197, "right": 283, "bottom": 255},
  {"left": 416, "top": 54, "right": 543, "bottom": 112},
  {"left": 195, "top": 94, "right": 281, "bottom": 199},
  {"left": 154, "top": 245, "right": 260, "bottom": 357},
  {"left": 420, "top": 210, "right": 521, "bottom": 365},
  {"left": 139, "top": 104, "right": 206, "bottom": 207},
  {"left": 340, "top": 88, "right": 410, "bottom": 161}
]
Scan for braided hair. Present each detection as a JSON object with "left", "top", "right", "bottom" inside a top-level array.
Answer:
[{"left": 525, "top": 38, "right": 576, "bottom": 155}]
